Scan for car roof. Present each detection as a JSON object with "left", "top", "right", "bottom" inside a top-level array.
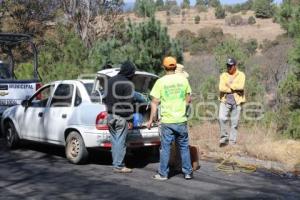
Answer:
[
  {"left": 50, "top": 79, "right": 94, "bottom": 85},
  {"left": 97, "top": 68, "right": 158, "bottom": 78}
]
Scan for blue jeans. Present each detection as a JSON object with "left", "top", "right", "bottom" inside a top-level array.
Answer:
[
  {"left": 159, "top": 123, "right": 193, "bottom": 177},
  {"left": 108, "top": 114, "right": 128, "bottom": 169}
]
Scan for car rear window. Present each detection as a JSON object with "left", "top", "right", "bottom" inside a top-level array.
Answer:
[{"left": 84, "top": 82, "right": 101, "bottom": 103}]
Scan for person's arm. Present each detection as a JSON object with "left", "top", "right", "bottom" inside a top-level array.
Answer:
[
  {"left": 186, "top": 93, "right": 191, "bottom": 104},
  {"left": 228, "top": 72, "right": 245, "bottom": 91},
  {"left": 219, "top": 73, "right": 232, "bottom": 93},
  {"left": 146, "top": 97, "right": 160, "bottom": 129}
]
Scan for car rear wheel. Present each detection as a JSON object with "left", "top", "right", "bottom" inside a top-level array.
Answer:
[
  {"left": 65, "top": 131, "right": 88, "bottom": 164},
  {"left": 4, "top": 121, "right": 20, "bottom": 149}
]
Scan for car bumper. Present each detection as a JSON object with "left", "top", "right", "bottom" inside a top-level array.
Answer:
[{"left": 81, "top": 127, "right": 160, "bottom": 148}]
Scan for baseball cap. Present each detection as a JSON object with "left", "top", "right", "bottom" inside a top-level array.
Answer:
[
  {"left": 163, "top": 56, "right": 177, "bottom": 70},
  {"left": 226, "top": 58, "right": 236, "bottom": 66}
]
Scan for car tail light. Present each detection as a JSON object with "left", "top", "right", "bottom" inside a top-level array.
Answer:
[
  {"left": 96, "top": 111, "right": 108, "bottom": 130},
  {"left": 36, "top": 82, "right": 43, "bottom": 100}
]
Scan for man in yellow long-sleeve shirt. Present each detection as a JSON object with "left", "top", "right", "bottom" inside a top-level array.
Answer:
[{"left": 218, "top": 58, "right": 246, "bottom": 146}]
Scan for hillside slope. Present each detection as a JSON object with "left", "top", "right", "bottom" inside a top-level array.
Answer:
[{"left": 124, "top": 8, "right": 285, "bottom": 43}]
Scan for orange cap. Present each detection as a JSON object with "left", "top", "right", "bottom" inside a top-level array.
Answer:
[{"left": 163, "top": 56, "right": 177, "bottom": 70}]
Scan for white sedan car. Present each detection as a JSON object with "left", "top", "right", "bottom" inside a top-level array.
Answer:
[{"left": 1, "top": 69, "right": 160, "bottom": 164}]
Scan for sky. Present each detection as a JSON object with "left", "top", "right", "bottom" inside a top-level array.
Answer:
[{"left": 124, "top": 0, "right": 283, "bottom": 5}]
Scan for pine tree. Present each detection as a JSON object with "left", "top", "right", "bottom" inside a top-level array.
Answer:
[
  {"left": 277, "top": 0, "right": 300, "bottom": 37},
  {"left": 215, "top": 6, "right": 226, "bottom": 19},
  {"left": 182, "top": 0, "right": 190, "bottom": 9},
  {"left": 125, "top": 17, "right": 183, "bottom": 73},
  {"left": 134, "top": 0, "right": 156, "bottom": 18},
  {"left": 276, "top": 0, "right": 300, "bottom": 138},
  {"left": 208, "top": 0, "right": 221, "bottom": 8},
  {"left": 196, "top": 0, "right": 208, "bottom": 6},
  {"left": 89, "top": 17, "right": 183, "bottom": 74},
  {"left": 156, "top": 0, "right": 165, "bottom": 10},
  {"left": 253, "top": 0, "right": 274, "bottom": 18}
]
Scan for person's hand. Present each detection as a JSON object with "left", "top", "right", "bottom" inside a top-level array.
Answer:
[
  {"left": 128, "top": 122, "right": 133, "bottom": 130},
  {"left": 146, "top": 120, "right": 152, "bottom": 129}
]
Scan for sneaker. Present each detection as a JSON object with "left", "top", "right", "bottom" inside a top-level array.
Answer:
[
  {"left": 113, "top": 167, "right": 132, "bottom": 173},
  {"left": 229, "top": 141, "right": 236, "bottom": 145},
  {"left": 219, "top": 138, "right": 229, "bottom": 147},
  {"left": 152, "top": 174, "right": 168, "bottom": 181},
  {"left": 184, "top": 173, "right": 193, "bottom": 180}
]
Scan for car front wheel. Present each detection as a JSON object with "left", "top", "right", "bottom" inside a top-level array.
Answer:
[
  {"left": 4, "top": 121, "right": 20, "bottom": 149},
  {"left": 65, "top": 131, "right": 88, "bottom": 164}
]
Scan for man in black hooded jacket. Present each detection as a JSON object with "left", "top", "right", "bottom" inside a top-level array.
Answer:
[{"left": 105, "top": 61, "right": 136, "bottom": 173}]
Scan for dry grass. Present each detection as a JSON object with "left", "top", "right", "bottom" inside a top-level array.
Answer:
[
  {"left": 189, "top": 122, "right": 300, "bottom": 170},
  {"left": 123, "top": 8, "right": 285, "bottom": 44}
]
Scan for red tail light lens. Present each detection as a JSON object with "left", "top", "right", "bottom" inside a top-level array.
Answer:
[
  {"left": 96, "top": 111, "right": 108, "bottom": 130},
  {"left": 36, "top": 83, "right": 43, "bottom": 100}
]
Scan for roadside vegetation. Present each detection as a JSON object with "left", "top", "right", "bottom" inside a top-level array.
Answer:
[{"left": 0, "top": 0, "right": 299, "bottom": 169}]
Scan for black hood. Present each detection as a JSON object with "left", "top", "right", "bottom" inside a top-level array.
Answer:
[{"left": 119, "top": 61, "right": 136, "bottom": 78}]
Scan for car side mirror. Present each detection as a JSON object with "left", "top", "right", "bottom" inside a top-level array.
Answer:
[{"left": 21, "top": 100, "right": 30, "bottom": 107}]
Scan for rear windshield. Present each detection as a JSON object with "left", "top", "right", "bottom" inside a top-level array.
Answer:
[{"left": 84, "top": 82, "right": 101, "bottom": 103}]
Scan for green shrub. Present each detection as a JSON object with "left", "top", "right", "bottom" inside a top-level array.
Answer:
[
  {"left": 243, "top": 38, "right": 258, "bottom": 55},
  {"left": 254, "top": 0, "right": 275, "bottom": 19},
  {"left": 195, "top": 15, "right": 201, "bottom": 24},
  {"left": 170, "top": 5, "right": 181, "bottom": 15},
  {"left": 197, "top": 27, "right": 223, "bottom": 40},
  {"left": 284, "top": 110, "right": 300, "bottom": 139},
  {"left": 209, "top": 0, "right": 221, "bottom": 8},
  {"left": 89, "top": 17, "right": 183, "bottom": 75},
  {"left": 200, "top": 75, "right": 218, "bottom": 100},
  {"left": 215, "top": 6, "right": 226, "bottom": 19},
  {"left": 225, "top": 15, "right": 244, "bottom": 26},
  {"left": 214, "top": 38, "right": 247, "bottom": 72},
  {"left": 259, "top": 39, "right": 279, "bottom": 52},
  {"left": 188, "top": 27, "right": 224, "bottom": 54},
  {"left": 224, "top": 5, "right": 240, "bottom": 14},
  {"left": 181, "top": 0, "right": 190, "bottom": 9},
  {"left": 248, "top": 16, "right": 256, "bottom": 25},
  {"left": 36, "top": 29, "right": 90, "bottom": 82},
  {"left": 189, "top": 41, "right": 205, "bottom": 55},
  {"left": 196, "top": 5, "right": 208, "bottom": 13},
  {"left": 277, "top": 2, "right": 300, "bottom": 38},
  {"left": 134, "top": 0, "right": 156, "bottom": 18},
  {"left": 165, "top": 0, "right": 177, "bottom": 10},
  {"left": 175, "top": 29, "right": 196, "bottom": 51},
  {"left": 155, "top": 0, "right": 165, "bottom": 11}
]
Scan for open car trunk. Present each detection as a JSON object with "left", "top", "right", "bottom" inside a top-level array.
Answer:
[
  {"left": 94, "top": 69, "right": 158, "bottom": 128},
  {"left": 131, "top": 73, "right": 158, "bottom": 128}
]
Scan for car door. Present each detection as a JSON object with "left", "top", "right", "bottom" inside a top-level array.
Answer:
[
  {"left": 42, "top": 83, "right": 75, "bottom": 143},
  {"left": 21, "top": 85, "right": 53, "bottom": 141}
]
